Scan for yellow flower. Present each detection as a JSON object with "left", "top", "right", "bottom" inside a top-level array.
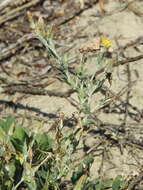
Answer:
[{"left": 100, "top": 37, "right": 112, "bottom": 48}]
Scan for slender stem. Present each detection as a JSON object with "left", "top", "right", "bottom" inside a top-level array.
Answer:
[
  {"left": 12, "top": 178, "right": 24, "bottom": 190},
  {"left": 36, "top": 35, "right": 61, "bottom": 64}
]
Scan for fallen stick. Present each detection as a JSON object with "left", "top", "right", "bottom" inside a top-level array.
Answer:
[
  {"left": 95, "top": 54, "right": 143, "bottom": 76},
  {"left": 0, "top": 0, "right": 40, "bottom": 26}
]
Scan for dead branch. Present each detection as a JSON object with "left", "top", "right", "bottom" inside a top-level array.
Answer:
[
  {"left": 127, "top": 171, "right": 143, "bottom": 190},
  {"left": 0, "top": 0, "right": 41, "bottom": 26},
  {"left": 2, "top": 84, "right": 75, "bottom": 98},
  {"left": 95, "top": 54, "right": 143, "bottom": 76},
  {"left": 0, "top": 33, "right": 36, "bottom": 61}
]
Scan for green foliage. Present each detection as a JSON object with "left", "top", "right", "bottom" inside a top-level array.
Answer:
[
  {"left": 0, "top": 116, "right": 126, "bottom": 190},
  {"left": 0, "top": 13, "right": 127, "bottom": 190},
  {"left": 11, "top": 125, "right": 29, "bottom": 154},
  {"left": 35, "top": 133, "right": 53, "bottom": 151},
  {"left": 28, "top": 13, "right": 113, "bottom": 125},
  {"left": 112, "top": 175, "right": 125, "bottom": 190}
]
